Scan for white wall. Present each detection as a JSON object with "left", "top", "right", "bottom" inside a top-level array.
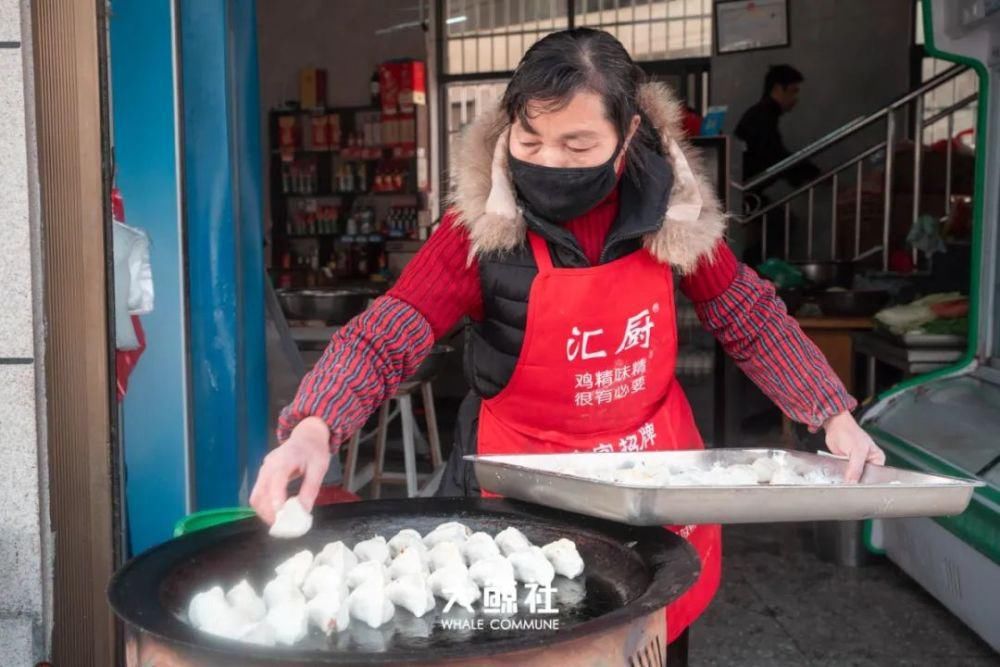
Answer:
[
  {"left": 712, "top": 0, "right": 915, "bottom": 176},
  {"left": 0, "top": 0, "right": 50, "bottom": 663}
]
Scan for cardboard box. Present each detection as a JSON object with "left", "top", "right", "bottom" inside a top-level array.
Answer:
[{"left": 300, "top": 68, "right": 327, "bottom": 109}]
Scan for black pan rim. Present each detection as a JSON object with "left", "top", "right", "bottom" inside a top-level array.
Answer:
[{"left": 108, "top": 497, "right": 699, "bottom": 664}]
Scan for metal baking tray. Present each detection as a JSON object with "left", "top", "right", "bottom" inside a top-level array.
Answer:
[{"left": 467, "top": 449, "right": 983, "bottom": 526}]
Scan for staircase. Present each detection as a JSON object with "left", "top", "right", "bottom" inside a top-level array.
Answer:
[{"left": 731, "top": 65, "right": 979, "bottom": 272}]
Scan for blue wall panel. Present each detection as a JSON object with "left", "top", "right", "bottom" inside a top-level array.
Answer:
[
  {"left": 109, "top": 0, "right": 190, "bottom": 554},
  {"left": 180, "top": 0, "right": 268, "bottom": 509}
]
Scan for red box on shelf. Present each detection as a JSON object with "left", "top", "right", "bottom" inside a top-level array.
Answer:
[{"left": 378, "top": 60, "right": 426, "bottom": 116}]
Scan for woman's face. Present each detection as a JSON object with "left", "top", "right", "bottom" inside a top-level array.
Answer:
[{"left": 509, "top": 90, "right": 639, "bottom": 170}]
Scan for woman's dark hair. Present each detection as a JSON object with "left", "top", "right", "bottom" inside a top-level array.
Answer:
[{"left": 501, "top": 28, "right": 662, "bottom": 182}]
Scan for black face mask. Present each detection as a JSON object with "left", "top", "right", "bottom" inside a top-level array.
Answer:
[{"left": 508, "top": 142, "right": 622, "bottom": 224}]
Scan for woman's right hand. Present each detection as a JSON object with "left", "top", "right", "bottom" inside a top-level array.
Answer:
[{"left": 250, "top": 417, "right": 331, "bottom": 525}]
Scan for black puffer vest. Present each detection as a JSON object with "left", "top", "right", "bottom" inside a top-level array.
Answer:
[{"left": 465, "top": 147, "right": 674, "bottom": 398}]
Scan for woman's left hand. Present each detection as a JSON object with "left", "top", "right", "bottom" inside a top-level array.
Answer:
[{"left": 823, "top": 411, "right": 885, "bottom": 482}]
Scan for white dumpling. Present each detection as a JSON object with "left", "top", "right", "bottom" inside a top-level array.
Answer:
[
  {"left": 348, "top": 579, "right": 395, "bottom": 628},
  {"left": 771, "top": 467, "right": 808, "bottom": 485},
  {"left": 388, "top": 546, "right": 428, "bottom": 580},
  {"left": 386, "top": 573, "right": 437, "bottom": 617},
  {"left": 495, "top": 527, "right": 533, "bottom": 556},
  {"left": 428, "top": 541, "right": 465, "bottom": 572},
  {"left": 226, "top": 580, "right": 266, "bottom": 623},
  {"left": 238, "top": 621, "right": 277, "bottom": 647},
  {"left": 422, "top": 521, "right": 471, "bottom": 548},
  {"left": 541, "top": 539, "right": 585, "bottom": 579},
  {"left": 201, "top": 608, "right": 251, "bottom": 640},
  {"left": 316, "top": 540, "right": 360, "bottom": 573},
  {"left": 266, "top": 599, "right": 309, "bottom": 646},
  {"left": 353, "top": 535, "right": 391, "bottom": 564},
  {"left": 262, "top": 575, "right": 305, "bottom": 609},
  {"left": 188, "top": 586, "right": 227, "bottom": 628},
  {"left": 269, "top": 496, "right": 313, "bottom": 539},
  {"left": 428, "top": 563, "right": 480, "bottom": 612},
  {"left": 302, "top": 564, "right": 349, "bottom": 600},
  {"left": 555, "top": 577, "right": 587, "bottom": 607},
  {"left": 388, "top": 529, "right": 425, "bottom": 557},
  {"left": 307, "top": 590, "right": 351, "bottom": 635},
  {"left": 751, "top": 457, "right": 780, "bottom": 483},
  {"left": 274, "top": 549, "right": 314, "bottom": 587},
  {"left": 509, "top": 546, "right": 555, "bottom": 586},
  {"left": 462, "top": 532, "right": 501, "bottom": 564},
  {"left": 468, "top": 555, "right": 517, "bottom": 590},
  {"left": 346, "top": 560, "right": 389, "bottom": 589}
]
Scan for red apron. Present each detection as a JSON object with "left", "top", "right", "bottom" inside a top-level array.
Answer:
[{"left": 477, "top": 232, "right": 721, "bottom": 643}]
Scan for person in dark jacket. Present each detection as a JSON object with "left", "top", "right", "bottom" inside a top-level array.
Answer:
[{"left": 735, "top": 65, "right": 821, "bottom": 261}]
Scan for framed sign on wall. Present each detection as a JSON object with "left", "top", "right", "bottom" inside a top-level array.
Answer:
[{"left": 715, "top": 0, "right": 791, "bottom": 55}]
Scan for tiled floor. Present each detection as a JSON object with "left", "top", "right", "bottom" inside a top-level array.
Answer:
[{"left": 690, "top": 522, "right": 997, "bottom": 666}]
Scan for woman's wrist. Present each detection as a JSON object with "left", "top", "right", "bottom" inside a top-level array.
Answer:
[
  {"left": 822, "top": 410, "right": 853, "bottom": 432},
  {"left": 289, "top": 416, "right": 331, "bottom": 449}
]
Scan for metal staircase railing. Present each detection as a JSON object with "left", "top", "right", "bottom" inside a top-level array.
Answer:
[{"left": 731, "top": 64, "right": 978, "bottom": 271}]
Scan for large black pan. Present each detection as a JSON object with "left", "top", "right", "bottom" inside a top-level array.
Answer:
[{"left": 108, "top": 497, "right": 698, "bottom": 665}]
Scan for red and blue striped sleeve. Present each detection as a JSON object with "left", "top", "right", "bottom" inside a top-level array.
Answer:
[
  {"left": 690, "top": 262, "right": 857, "bottom": 431},
  {"left": 276, "top": 296, "right": 435, "bottom": 448}
]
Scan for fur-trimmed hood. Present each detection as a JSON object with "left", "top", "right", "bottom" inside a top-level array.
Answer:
[{"left": 446, "top": 82, "right": 726, "bottom": 274}]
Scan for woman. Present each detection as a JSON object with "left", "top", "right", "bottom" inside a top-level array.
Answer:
[{"left": 252, "top": 29, "right": 883, "bottom": 653}]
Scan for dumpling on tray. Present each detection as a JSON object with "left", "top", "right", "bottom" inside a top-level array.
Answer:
[
  {"left": 226, "top": 579, "right": 266, "bottom": 623},
  {"left": 188, "top": 586, "right": 246, "bottom": 638},
  {"left": 428, "top": 562, "right": 480, "bottom": 612},
  {"left": 386, "top": 573, "right": 437, "bottom": 617},
  {"left": 263, "top": 575, "right": 305, "bottom": 609},
  {"left": 353, "top": 535, "right": 390, "bottom": 564},
  {"left": 388, "top": 546, "right": 429, "bottom": 580},
  {"left": 266, "top": 599, "right": 309, "bottom": 645},
  {"left": 316, "top": 540, "right": 359, "bottom": 573},
  {"left": 307, "top": 590, "right": 351, "bottom": 635},
  {"left": 274, "top": 549, "right": 314, "bottom": 587},
  {"left": 423, "top": 521, "right": 471, "bottom": 548},
  {"left": 388, "top": 529, "right": 425, "bottom": 558},
  {"left": 495, "top": 526, "right": 532, "bottom": 556},
  {"left": 541, "top": 539, "right": 585, "bottom": 579},
  {"left": 346, "top": 560, "right": 389, "bottom": 589},
  {"left": 302, "top": 564, "right": 349, "bottom": 600},
  {"left": 462, "top": 531, "right": 501, "bottom": 564},
  {"left": 348, "top": 579, "right": 395, "bottom": 628},
  {"left": 429, "top": 541, "right": 465, "bottom": 572},
  {"left": 509, "top": 546, "right": 555, "bottom": 586},
  {"left": 468, "top": 555, "right": 517, "bottom": 593}
]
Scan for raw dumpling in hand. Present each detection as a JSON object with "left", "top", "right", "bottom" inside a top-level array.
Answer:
[
  {"left": 462, "top": 532, "right": 501, "bottom": 564},
  {"left": 388, "top": 546, "right": 428, "bottom": 580},
  {"left": 353, "top": 535, "right": 391, "bottom": 564},
  {"left": 307, "top": 590, "right": 351, "bottom": 635},
  {"left": 269, "top": 496, "right": 313, "bottom": 539},
  {"left": 541, "top": 539, "right": 585, "bottom": 579},
  {"left": 428, "top": 563, "right": 480, "bottom": 612},
  {"left": 266, "top": 599, "right": 309, "bottom": 646},
  {"left": 238, "top": 621, "right": 277, "bottom": 647},
  {"left": 468, "top": 555, "right": 516, "bottom": 591},
  {"left": 226, "top": 580, "right": 266, "bottom": 623},
  {"left": 386, "top": 573, "right": 437, "bottom": 617},
  {"left": 263, "top": 575, "right": 305, "bottom": 609},
  {"left": 316, "top": 541, "right": 359, "bottom": 573},
  {"left": 348, "top": 579, "right": 396, "bottom": 628},
  {"left": 388, "top": 529, "right": 425, "bottom": 557},
  {"left": 346, "top": 560, "right": 389, "bottom": 589},
  {"left": 302, "top": 564, "right": 349, "bottom": 600},
  {"left": 274, "top": 549, "right": 314, "bottom": 587},
  {"left": 495, "top": 527, "right": 532, "bottom": 556},
  {"left": 509, "top": 546, "right": 555, "bottom": 586},
  {"left": 423, "top": 521, "right": 471, "bottom": 548},
  {"left": 428, "top": 541, "right": 465, "bottom": 572},
  {"left": 188, "top": 586, "right": 227, "bottom": 628}
]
